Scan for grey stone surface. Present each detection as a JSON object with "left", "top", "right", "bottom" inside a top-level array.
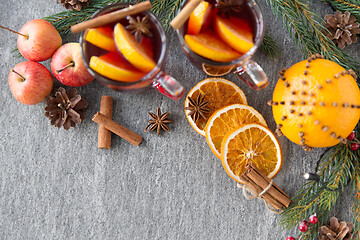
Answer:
[{"left": 0, "top": 1, "right": 359, "bottom": 240}]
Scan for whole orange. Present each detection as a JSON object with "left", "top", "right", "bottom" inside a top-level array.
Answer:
[{"left": 270, "top": 55, "right": 360, "bottom": 150}]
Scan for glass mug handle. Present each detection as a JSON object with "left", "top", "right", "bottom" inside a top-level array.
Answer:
[
  {"left": 152, "top": 72, "right": 185, "bottom": 100},
  {"left": 234, "top": 60, "right": 269, "bottom": 90}
]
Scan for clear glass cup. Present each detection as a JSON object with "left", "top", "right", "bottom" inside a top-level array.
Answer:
[
  {"left": 80, "top": 3, "right": 185, "bottom": 100},
  {"left": 175, "top": 0, "right": 268, "bottom": 90}
]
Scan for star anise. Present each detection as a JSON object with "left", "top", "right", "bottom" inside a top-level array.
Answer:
[
  {"left": 126, "top": 15, "right": 153, "bottom": 42},
  {"left": 144, "top": 107, "right": 174, "bottom": 136},
  {"left": 215, "top": 0, "right": 243, "bottom": 18},
  {"left": 185, "top": 93, "right": 210, "bottom": 123}
]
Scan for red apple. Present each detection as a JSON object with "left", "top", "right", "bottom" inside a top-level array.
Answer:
[
  {"left": 17, "top": 19, "right": 62, "bottom": 62},
  {"left": 8, "top": 61, "right": 53, "bottom": 105},
  {"left": 51, "top": 42, "right": 94, "bottom": 87}
]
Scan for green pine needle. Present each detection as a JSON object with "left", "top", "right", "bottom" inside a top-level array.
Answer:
[
  {"left": 352, "top": 152, "right": 360, "bottom": 239},
  {"left": 260, "top": 31, "right": 281, "bottom": 59},
  {"left": 322, "top": 0, "right": 360, "bottom": 22},
  {"left": 280, "top": 144, "right": 358, "bottom": 240},
  {"left": 266, "top": 0, "right": 360, "bottom": 77},
  {"left": 264, "top": 0, "right": 360, "bottom": 239},
  {"left": 152, "top": 0, "right": 183, "bottom": 32}
]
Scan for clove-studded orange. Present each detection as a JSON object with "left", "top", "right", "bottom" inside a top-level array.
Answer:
[{"left": 269, "top": 54, "right": 360, "bottom": 150}]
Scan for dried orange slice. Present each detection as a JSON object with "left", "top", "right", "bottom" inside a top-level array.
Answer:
[
  {"left": 205, "top": 104, "right": 267, "bottom": 159},
  {"left": 184, "top": 78, "right": 247, "bottom": 136},
  {"left": 221, "top": 123, "right": 282, "bottom": 184},
  {"left": 187, "top": 1, "right": 212, "bottom": 35},
  {"left": 85, "top": 27, "right": 116, "bottom": 52},
  {"left": 214, "top": 15, "right": 254, "bottom": 54},
  {"left": 202, "top": 63, "right": 233, "bottom": 76},
  {"left": 90, "top": 52, "right": 145, "bottom": 82},
  {"left": 114, "top": 23, "right": 156, "bottom": 72},
  {"left": 184, "top": 31, "right": 242, "bottom": 62}
]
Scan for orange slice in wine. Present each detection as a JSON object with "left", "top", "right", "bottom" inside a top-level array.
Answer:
[
  {"left": 185, "top": 31, "right": 241, "bottom": 62},
  {"left": 214, "top": 15, "right": 254, "bottom": 54},
  {"left": 85, "top": 27, "right": 116, "bottom": 52},
  {"left": 89, "top": 52, "right": 145, "bottom": 82},
  {"left": 114, "top": 23, "right": 156, "bottom": 72},
  {"left": 187, "top": 1, "right": 212, "bottom": 35}
]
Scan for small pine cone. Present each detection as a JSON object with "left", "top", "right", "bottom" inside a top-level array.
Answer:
[
  {"left": 57, "top": 0, "right": 89, "bottom": 11},
  {"left": 44, "top": 87, "right": 88, "bottom": 130},
  {"left": 318, "top": 216, "right": 355, "bottom": 240},
  {"left": 324, "top": 11, "right": 360, "bottom": 49}
]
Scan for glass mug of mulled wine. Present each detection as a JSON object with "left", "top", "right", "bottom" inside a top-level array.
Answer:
[
  {"left": 175, "top": 0, "right": 268, "bottom": 90},
  {"left": 80, "top": 3, "right": 185, "bottom": 100}
]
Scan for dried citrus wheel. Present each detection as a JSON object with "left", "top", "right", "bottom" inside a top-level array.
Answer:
[
  {"left": 205, "top": 104, "right": 267, "bottom": 159},
  {"left": 221, "top": 123, "right": 282, "bottom": 184},
  {"left": 202, "top": 63, "right": 233, "bottom": 76},
  {"left": 184, "top": 78, "right": 247, "bottom": 136}
]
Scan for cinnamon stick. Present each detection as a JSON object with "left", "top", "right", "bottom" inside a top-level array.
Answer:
[
  {"left": 71, "top": 1, "right": 152, "bottom": 33},
  {"left": 170, "top": 0, "right": 202, "bottom": 30},
  {"left": 98, "top": 96, "right": 113, "bottom": 149},
  {"left": 92, "top": 112, "right": 142, "bottom": 146},
  {"left": 239, "top": 174, "right": 284, "bottom": 210},
  {"left": 239, "top": 162, "right": 290, "bottom": 210},
  {"left": 245, "top": 162, "right": 290, "bottom": 208}
]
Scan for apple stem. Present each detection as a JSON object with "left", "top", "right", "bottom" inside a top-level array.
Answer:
[
  {"left": 11, "top": 68, "right": 26, "bottom": 82},
  {"left": 56, "top": 61, "right": 75, "bottom": 74},
  {"left": 0, "top": 25, "right": 29, "bottom": 39}
]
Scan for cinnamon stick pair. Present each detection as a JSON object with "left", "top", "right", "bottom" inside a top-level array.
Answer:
[
  {"left": 239, "top": 162, "right": 290, "bottom": 210},
  {"left": 93, "top": 96, "right": 142, "bottom": 148}
]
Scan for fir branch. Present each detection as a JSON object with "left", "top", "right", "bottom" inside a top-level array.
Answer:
[
  {"left": 260, "top": 31, "right": 281, "bottom": 59},
  {"left": 45, "top": 0, "right": 130, "bottom": 38},
  {"left": 153, "top": 0, "right": 183, "bottom": 31},
  {"left": 266, "top": 0, "right": 360, "bottom": 77},
  {"left": 352, "top": 149, "right": 360, "bottom": 239},
  {"left": 280, "top": 144, "right": 356, "bottom": 240},
  {"left": 321, "top": 0, "right": 360, "bottom": 22}
]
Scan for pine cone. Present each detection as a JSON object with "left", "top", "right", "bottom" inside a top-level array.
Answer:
[
  {"left": 325, "top": 11, "right": 360, "bottom": 49},
  {"left": 44, "top": 87, "right": 88, "bottom": 130},
  {"left": 57, "top": 0, "right": 89, "bottom": 11},
  {"left": 318, "top": 217, "right": 355, "bottom": 240}
]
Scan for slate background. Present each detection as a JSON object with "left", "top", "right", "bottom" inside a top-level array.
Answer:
[{"left": 0, "top": 1, "right": 358, "bottom": 239}]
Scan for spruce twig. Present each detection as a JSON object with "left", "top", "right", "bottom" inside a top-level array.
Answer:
[
  {"left": 266, "top": 0, "right": 360, "bottom": 77},
  {"left": 280, "top": 144, "right": 356, "bottom": 240},
  {"left": 260, "top": 30, "right": 281, "bottom": 59},
  {"left": 322, "top": 0, "right": 360, "bottom": 22},
  {"left": 352, "top": 154, "right": 360, "bottom": 239},
  {"left": 153, "top": 0, "right": 183, "bottom": 31}
]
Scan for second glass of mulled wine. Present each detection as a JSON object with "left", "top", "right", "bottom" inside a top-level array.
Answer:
[{"left": 175, "top": 0, "right": 268, "bottom": 90}]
